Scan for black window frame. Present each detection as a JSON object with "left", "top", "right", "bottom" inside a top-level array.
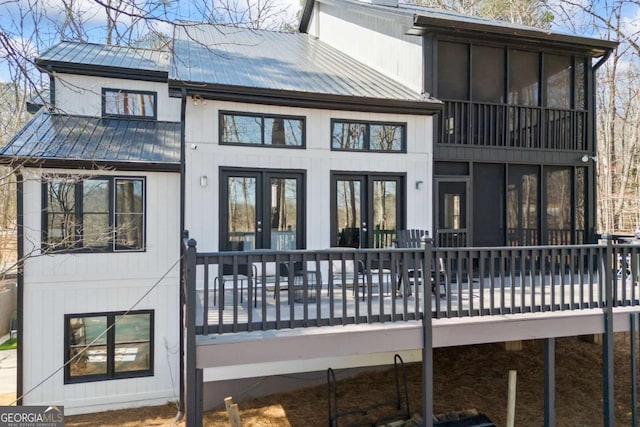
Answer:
[
  {"left": 219, "top": 111, "right": 306, "bottom": 148},
  {"left": 102, "top": 88, "right": 157, "bottom": 120},
  {"left": 64, "top": 310, "right": 154, "bottom": 384},
  {"left": 42, "top": 175, "right": 146, "bottom": 253},
  {"left": 330, "top": 119, "right": 407, "bottom": 153}
]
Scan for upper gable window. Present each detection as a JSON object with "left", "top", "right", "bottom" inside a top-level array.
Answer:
[
  {"left": 331, "top": 120, "right": 406, "bottom": 152},
  {"left": 102, "top": 88, "right": 157, "bottom": 119},
  {"left": 220, "top": 111, "right": 305, "bottom": 147}
]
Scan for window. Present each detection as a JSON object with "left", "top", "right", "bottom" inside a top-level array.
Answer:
[
  {"left": 102, "top": 89, "right": 156, "bottom": 119},
  {"left": 43, "top": 176, "right": 145, "bottom": 252},
  {"left": 65, "top": 310, "right": 153, "bottom": 383},
  {"left": 220, "top": 112, "right": 304, "bottom": 147},
  {"left": 508, "top": 50, "right": 540, "bottom": 107},
  {"left": 437, "top": 41, "right": 469, "bottom": 100},
  {"left": 544, "top": 54, "right": 572, "bottom": 109},
  {"left": 331, "top": 120, "right": 406, "bottom": 152}
]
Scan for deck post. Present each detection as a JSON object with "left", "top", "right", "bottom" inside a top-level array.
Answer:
[
  {"left": 184, "top": 238, "right": 201, "bottom": 427},
  {"left": 602, "top": 233, "right": 615, "bottom": 426},
  {"left": 422, "top": 236, "right": 434, "bottom": 427},
  {"left": 544, "top": 337, "right": 555, "bottom": 427},
  {"left": 631, "top": 313, "right": 637, "bottom": 427}
]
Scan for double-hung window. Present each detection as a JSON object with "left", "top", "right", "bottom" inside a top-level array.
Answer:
[
  {"left": 102, "top": 88, "right": 157, "bottom": 119},
  {"left": 43, "top": 176, "right": 145, "bottom": 252},
  {"left": 220, "top": 111, "right": 305, "bottom": 147},
  {"left": 64, "top": 310, "right": 154, "bottom": 383},
  {"left": 331, "top": 120, "right": 406, "bottom": 152}
]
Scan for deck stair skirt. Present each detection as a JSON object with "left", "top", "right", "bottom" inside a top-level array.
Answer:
[{"left": 327, "top": 354, "right": 411, "bottom": 427}]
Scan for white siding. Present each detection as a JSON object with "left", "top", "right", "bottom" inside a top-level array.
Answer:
[
  {"left": 309, "top": 3, "right": 424, "bottom": 93},
  {"left": 184, "top": 100, "right": 433, "bottom": 252},
  {"left": 20, "top": 169, "right": 181, "bottom": 415},
  {"left": 54, "top": 74, "right": 180, "bottom": 122}
]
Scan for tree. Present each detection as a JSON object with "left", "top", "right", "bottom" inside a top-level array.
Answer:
[{"left": 551, "top": 0, "right": 640, "bottom": 233}]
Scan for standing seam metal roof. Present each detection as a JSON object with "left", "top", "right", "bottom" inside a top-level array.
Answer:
[
  {"left": 0, "top": 110, "right": 180, "bottom": 167},
  {"left": 37, "top": 41, "right": 170, "bottom": 74},
  {"left": 170, "top": 24, "right": 435, "bottom": 104}
]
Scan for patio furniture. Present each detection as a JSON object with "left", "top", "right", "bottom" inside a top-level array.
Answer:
[
  {"left": 291, "top": 263, "right": 321, "bottom": 303},
  {"left": 253, "top": 261, "right": 290, "bottom": 306},
  {"left": 213, "top": 264, "right": 249, "bottom": 306},
  {"left": 331, "top": 256, "right": 367, "bottom": 300},
  {"left": 394, "top": 229, "right": 447, "bottom": 297}
]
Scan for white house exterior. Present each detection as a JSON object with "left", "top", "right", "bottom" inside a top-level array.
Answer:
[{"left": 0, "top": 0, "right": 624, "bottom": 421}]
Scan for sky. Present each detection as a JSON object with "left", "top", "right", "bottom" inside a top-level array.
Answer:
[{"left": 0, "top": 0, "right": 303, "bottom": 83}]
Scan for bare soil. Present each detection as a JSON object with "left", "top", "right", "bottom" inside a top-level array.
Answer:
[{"left": 65, "top": 333, "right": 638, "bottom": 426}]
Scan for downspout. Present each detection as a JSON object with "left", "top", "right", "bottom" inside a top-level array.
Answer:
[
  {"left": 178, "top": 89, "right": 187, "bottom": 416},
  {"left": 15, "top": 170, "right": 24, "bottom": 405},
  {"left": 590, "top": 48, "right": 613, "bottom": 241}
]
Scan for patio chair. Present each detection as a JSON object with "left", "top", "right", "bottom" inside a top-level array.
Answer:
[
  {"left": 330, "top": 256, "right": 367, "bottom": 300},
  {"left": 252, "top": 261, "right": 290, "bottom": 305},
  {"left": 394, "top": 229, "right": 447, "bottom": 297}
]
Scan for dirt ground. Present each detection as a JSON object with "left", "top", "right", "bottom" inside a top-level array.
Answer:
[{"left": 64, "top": 333, "right": 638, "bottom": 426}]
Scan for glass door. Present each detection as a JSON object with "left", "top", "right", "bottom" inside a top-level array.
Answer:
[
  {"left": 436, "top": 179, "right": 468, "bottom": 247},
  {"left": 221, "top": 169, "right": 304, "bottom": 250},
  {"left": 332, "top": 174, "right": 402, "bottom": 248}
]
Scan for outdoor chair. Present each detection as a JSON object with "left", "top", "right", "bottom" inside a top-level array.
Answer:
[
  {"left": 252, "top": 261, "right": 290, "bottom": 305},
  {"left": 330, "top": 255, "right": 367, "bottom": 300},
  {"left": 393, "top": 229, "right": 447, "bottom": 297}
]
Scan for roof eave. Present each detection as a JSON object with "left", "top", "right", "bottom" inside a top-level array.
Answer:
[
  {"left": 36, "top": 59, "right": 169, "bottom": 82},
  {"left": 0, "top": 156, "right": 181, "bottom": 172},
  {"left": 412, "top": 15, "right": 619, "bottom": 57},
  {"left": 169, "top": 81, "right": 443, "bottom": 115}
]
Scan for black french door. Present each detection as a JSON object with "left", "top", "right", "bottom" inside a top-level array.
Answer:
[
  {"left": 331, "top": 173, "right": 403, "bottom": 248},
  {"left": 220, "top": 169, "right": 305, "bottom": 251}
]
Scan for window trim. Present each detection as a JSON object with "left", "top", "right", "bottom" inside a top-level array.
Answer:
[
  {"left": 64, "top": 310, "right": 154, "bottom": 384},
  {"left": 102, "top": 88, "right": 158, "bottom": 120},
  {"left": 218, "top": 110, "right": 306, "bottom": 148},
  {"left": 42, "top": 175, "right": 146, "bottom": 253},
  {"left": 330, "top": 119, "right": 407, "bottom": 153}
]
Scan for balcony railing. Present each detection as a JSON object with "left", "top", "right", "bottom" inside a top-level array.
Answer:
[
  {"left": 439, "top": 100, "right": 587, "bottom": 151},
  {"left": 183, "top": 235, "right": 640, "bottom": 336}
]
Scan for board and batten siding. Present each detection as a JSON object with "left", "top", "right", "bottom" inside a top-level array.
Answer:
[
  {"left": 308, "top": 3, "right": 423, "bottom": 94},
  {"left": 184, "top": 100, "right": 433, "bottom": 252},
  {"left": 20, "top": 168, "right": 181, "bottom": 415},
  {"left": 53, "top": 73, "right": 181, "bottom": 122}
]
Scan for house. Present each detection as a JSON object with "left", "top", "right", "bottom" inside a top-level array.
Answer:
[{"left": 0, "top": 0, "right": 624, "bottom": 422}]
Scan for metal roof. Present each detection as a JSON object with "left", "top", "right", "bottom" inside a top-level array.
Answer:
[
  {"left": 299, "top": 0, "right": 618, "bottom": 57},
  {"left": 0, "top": 110, "right": 181, "bottom": 171},
  {"left": 37, "top": 41, "right": 170, "bottom": 80},
  {"left": 170, "top": 24, "right": 440, "bottom": 112}
]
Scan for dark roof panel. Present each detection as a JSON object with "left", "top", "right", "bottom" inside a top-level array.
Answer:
[{"left": 0, "top": 110, "right": 180, "bottom": 170}]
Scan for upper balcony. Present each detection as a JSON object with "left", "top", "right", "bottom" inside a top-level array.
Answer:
[{"left": 438, "top": 101, "right": 586, "bottom": 152}]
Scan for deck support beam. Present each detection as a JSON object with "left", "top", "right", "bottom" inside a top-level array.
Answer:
[
  {"left": 544, "top": 338, "right": 555, "bottom": 427},
  {"left": 185, "top": 238, "right": 202, "bottom": 427},
  {"left": 602, "top": 234, "right": 615, "bottom": 426},
  {"left": 422, "top": 237, "right": 434, "bottom": 427}
]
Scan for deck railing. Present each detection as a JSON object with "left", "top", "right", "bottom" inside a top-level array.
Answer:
[
  {"left": 183, "top": 235, "right": 640, "bottom": 336},
  {"left": 439, "top": 100, "right": 587, "bottom": 150}
]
